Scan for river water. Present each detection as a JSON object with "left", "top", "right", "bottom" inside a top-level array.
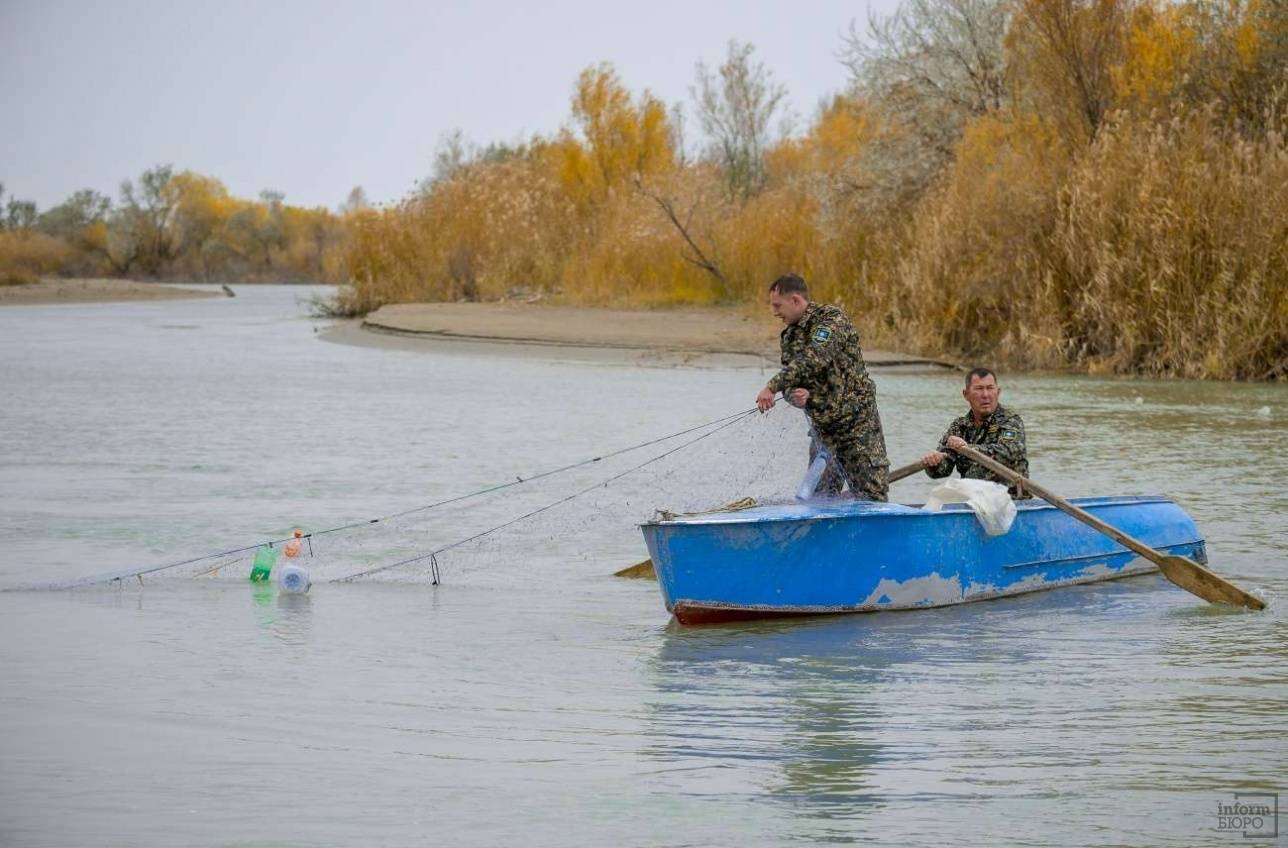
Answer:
[{"left": 1, "top": 286, "right": 1284, "bottom": 847}]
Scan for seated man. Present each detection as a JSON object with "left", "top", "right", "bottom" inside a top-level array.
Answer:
[{"left": 921, "top": 367, "right": 1031, "bottom": 499}]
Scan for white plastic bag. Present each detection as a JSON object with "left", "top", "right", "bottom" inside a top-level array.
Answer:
[{"left": 923, "top": 478, "right": 1017, "bottom": 536}]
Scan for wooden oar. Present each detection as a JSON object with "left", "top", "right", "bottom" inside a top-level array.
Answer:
[
  {"left": 614, "top": 459, "right": 929, "bottom": 579},
  {"left": 949, "top": 443, "right": 1265, "bottom": 611},
  {"left": 613, "top": 560, "right": 657, "bottom": 579},
  {"left": 885, "top": 460, "right": 929, "bottom": 487}
]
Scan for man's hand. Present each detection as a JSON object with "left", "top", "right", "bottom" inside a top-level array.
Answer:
[
  {"left": 921, "top": 450, "right": 948, "bottom": 468},
  {"left": 756, "top": 386, "right": 777, "bottom": 413},
  {"left": 944, "top": 436, "right": 968, "bottom": 450},
  {"left": 788, "top": 388, "right": 809, "bottom": 408}
]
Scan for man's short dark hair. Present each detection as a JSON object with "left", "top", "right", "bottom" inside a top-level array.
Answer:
[
  {"left": 769, "top": 274, "right": 809, "bottom": 298},
  {"left": 965, "top": 367, "right": 997, "bottom": 386}
]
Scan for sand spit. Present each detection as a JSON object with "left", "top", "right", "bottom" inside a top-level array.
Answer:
[{"left": 330, "top": 302, "right": 957, "bottom": 371}]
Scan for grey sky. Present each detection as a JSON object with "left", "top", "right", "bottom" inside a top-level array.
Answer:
[{"left": 2, "top": 0, "right": 900, "bottom": 211}]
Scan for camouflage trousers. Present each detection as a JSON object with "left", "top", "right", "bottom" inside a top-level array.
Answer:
[
  {"left": 808, "top": 428, "right": 847, "bottom": 497},
  {"left": 810, "top": 405, "right": 890, "bottom": 502}
]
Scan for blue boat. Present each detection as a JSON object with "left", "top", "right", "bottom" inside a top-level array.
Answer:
[{"left": 640, "top": 496, "right": 1206, "bottom": 625}]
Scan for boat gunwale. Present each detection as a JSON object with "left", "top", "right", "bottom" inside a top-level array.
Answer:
[{"left": 640, "top": 494, "right": 1181, "bottom": 529}]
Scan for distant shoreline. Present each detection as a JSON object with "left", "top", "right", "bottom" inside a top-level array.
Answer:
[{"left": 0, "top": 278, "right": 221, "bottom": 306}]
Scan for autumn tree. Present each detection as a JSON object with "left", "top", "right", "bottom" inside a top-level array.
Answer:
[
  {"left": 284, "top": 205, "right": 345, "bottom": 281},
  {"left": 1184, "top": 0, "right": 1288, "bottom": 131},
  {"left": 30, "top": 189, "right": 111, "bottom": 273},
  {"left": 37, "top": 190, "right": 110, "bottom": 238},
  {"left": 1007, "top": 0, "right": 1129, "bottom": 144},
  {"left": 561, "top": 64, "right": 674, "bottom": 205},
  {"left": 668, "top": 103, "right": 689, "bottom": 167},
  {"left": 429, "top": 129, "right": 476, "bottom": 185},
  {"left": 256, "top": 190, "right": 287, "bottom": 267},
  {"left": 1112, "top": 1, "right": 1200, "bottom": 113},
  {"left": 845, "top": 0, "right": 1010, "bottom": 117},
  {"left": 841, "top": 0, "right": 1010, "bottom": 201},
  {"left": 219, "top": 202, "right": 272, "bottom": 273},
  {"left": 765, "top": 95, "right": 880, "bottom": 197},
  {"left": 164, "top": 172, "right": 233, "bottom": 277},
  {"left": 5, "top": 194, "right": 38, "bottom": 230},
  {"left": 341, "top": 186, "right": 369, "bottom": 214},
  {"left": 692, "top": 41, "right": 788, "bottom": 201},
  {"left": 109, "top": 165, "right": 179, "bottom": 276}
]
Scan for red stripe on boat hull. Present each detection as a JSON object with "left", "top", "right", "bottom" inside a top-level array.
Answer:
[{"left": 672, "top": 602, "right": 844, "bottom": 626}]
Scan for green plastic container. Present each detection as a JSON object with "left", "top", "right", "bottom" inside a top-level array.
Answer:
[{"left": 249, "top": 546, "right": 277, "bottom": 582}]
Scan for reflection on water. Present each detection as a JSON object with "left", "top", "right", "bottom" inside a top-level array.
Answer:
[
  {"left": 651, "top": 617, "right": 892, "bottom": 810},
  {"left": 644, "top": 577, "right": 1287, "bottom": 845},
  {"left": 0, "top": 286, "right": 1285, "bottom": 847}
]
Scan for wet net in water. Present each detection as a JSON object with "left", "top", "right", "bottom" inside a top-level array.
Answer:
[{"left": 195, "top": 404, "right": 816, "bottom": 588}]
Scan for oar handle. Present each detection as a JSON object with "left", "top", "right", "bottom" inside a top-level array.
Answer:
[{"left": 888, "top": 460, "right": 926, "bottom": 485}]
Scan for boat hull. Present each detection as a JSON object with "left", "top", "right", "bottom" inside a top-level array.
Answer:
[{"left": 640, "top": 497, "right": 1206, "bottom": 625}]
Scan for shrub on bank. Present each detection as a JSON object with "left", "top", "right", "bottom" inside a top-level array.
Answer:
[
  {"left": 0, "top": 231, "right": 73, "bottom": 285},
  {"left": 876, "top": 104, "right": 1288, "bottom": 380},
  {"left": 1052, "top": 106, "right": 1288, "bottom": 380}
]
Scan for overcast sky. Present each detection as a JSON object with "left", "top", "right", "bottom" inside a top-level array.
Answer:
[{"left": 2, "top": 0, "right": 901, "bottom": 211}]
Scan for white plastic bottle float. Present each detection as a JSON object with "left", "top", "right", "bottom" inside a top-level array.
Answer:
[{"left": 277, "top": 528, "right": 311, "bottom": 594}]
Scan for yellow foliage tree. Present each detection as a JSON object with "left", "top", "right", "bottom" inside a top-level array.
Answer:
[
  {"left": 168, "top": 171, "right": 234, "bottom": 277},
  {"left": 1114, "top": 1, "right": 1199, "bottom": 111},
  {"left": 1007, "top": 0, "right": 1129, "bottom": 145},
  {"left": 560, "top": 64, "right": 674, "bottom": 207},
  {"left": 1192, "top": 0, "right": 1288, "bottom": 129},
  {"left": 768, "top": 96, "right": 874, "bottom": 184}
]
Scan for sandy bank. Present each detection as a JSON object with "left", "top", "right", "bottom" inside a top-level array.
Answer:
[
  {"left": 324, "top": 302, "right": 958, "bottom": 371},
  {"left": 0, "top": 278, "right": 221, "bottom": 306}
]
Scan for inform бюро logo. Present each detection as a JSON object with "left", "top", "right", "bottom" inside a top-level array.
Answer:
[{"left": 1216, "top": 793, "right": 1278, "bottom": 839}]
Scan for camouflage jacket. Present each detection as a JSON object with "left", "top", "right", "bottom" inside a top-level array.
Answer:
[
  {"left": 925, "top": 404, "right": 1030, "bottom": 498},
  {"left": 766, "top": 302, "right": 877, "bottom": 432}
]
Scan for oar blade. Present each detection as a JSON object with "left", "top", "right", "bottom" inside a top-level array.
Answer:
[
  {"left": 614, "top": 559, "right": 656, "bottom": 580},
  {"left": 1156, "top": 555, "right": 1265, "bottom": 611}
]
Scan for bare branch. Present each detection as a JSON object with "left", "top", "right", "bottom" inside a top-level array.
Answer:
[{"left": 635, "top": 179, "right": 729, "bottom": 298}]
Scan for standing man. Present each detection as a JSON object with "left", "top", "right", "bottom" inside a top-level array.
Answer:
[
  {"left": 921, "top": 368, "right": 1031, "bottom": 498},
  {"left": 755, "top": 274, "right": 890, "bottom": 502}
]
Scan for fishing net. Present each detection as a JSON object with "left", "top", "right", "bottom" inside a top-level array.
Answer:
[
  {"left": 333, "top": 406, "right": 811, "bottom": 587},
  {"left": 55, "top": 394, "right": 927, "bottom": 587},
  {"left": 148, "top": 404, "right": 817, "bottom": 589}
]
